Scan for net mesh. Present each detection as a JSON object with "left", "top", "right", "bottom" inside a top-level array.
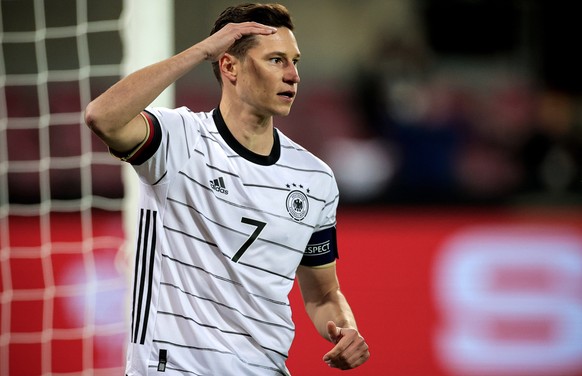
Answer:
[{"left": 0, "top": 0, "right": 129, "bottom": 374}]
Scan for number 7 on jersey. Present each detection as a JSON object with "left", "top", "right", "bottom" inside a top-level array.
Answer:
[{"left": 232, "top": 217, "right": 267, "bottom": 262}]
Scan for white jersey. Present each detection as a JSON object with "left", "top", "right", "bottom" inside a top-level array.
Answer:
[{"left": 119, "top": 107, "right": 340, "bottom": 375}]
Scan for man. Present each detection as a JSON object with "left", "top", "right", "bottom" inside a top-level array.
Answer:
[{"left": 85, "top": 3, "right": 369, "bottom": 375}]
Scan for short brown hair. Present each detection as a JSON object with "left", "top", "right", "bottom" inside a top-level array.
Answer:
[{"left": 210, "top": 3, "right": 294, "bottom": 83}]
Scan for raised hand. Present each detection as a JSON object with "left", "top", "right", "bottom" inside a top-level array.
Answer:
[{"left": 198, "top": 22, "right": 277, "bottom": 62}]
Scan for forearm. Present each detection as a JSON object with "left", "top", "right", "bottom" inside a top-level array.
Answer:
[
  {"left": 85, "top": 44, "right": 207, "bottom": 138},
  {"left": 305, "top": 288, "right": 358, "bottom": 341},
  {"left": 296, "top": 253, "right": 369, "bottom": 368}
]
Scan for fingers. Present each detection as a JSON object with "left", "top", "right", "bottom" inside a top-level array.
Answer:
[
  {"left": 326, "top": 321, "right": 341, "bottom": 343},
  {"left": 203, "top": 22, "right": 277, "bottom": 61},
  {"left": 223, "top": 22, "right": 277, "bottom": 40},
  {"left": 323, "top": 326, "right": 370, "bottom": 370},
  {"left": 241, "top": 21, "right": 278, "bottom": 35}
]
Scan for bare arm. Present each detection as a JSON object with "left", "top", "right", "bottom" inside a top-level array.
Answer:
[
  {"left": 84, "top": 22, "right": 277, "bottom": 152},
  {"left": 296, "top": 264, "right": 370, "bottom": 370}
]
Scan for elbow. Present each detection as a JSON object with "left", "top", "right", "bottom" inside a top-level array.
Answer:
[
  {"left": 84, "top": 101, "right": 111, "bottom": 140},
  {"left": 84, "top": 101, "right": 100, "bottom": 133}
]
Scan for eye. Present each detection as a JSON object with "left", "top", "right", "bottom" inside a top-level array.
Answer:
[{"left": 270, "top": 57, "right": 283, "bottom": 64}]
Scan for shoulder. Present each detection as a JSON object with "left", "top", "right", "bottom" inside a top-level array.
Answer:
[
  {"left": 146, "top": 106, "right": 214, "bottom": 128},
  {"left": 127, "top": 107, "right": 214, "bottom": 166},
  {"left": 276, "top": 128, "right": 335, "bottom": 177}
]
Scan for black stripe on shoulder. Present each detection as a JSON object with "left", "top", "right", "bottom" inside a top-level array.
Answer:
[{"left": 131, "top": 110, "right": 162, "bottom": 165}]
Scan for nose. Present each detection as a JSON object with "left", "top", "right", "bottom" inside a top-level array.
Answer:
[{"left": 284, "top": 63, "right": 300, "bottom": 84}]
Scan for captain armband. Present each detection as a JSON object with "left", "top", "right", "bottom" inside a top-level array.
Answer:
[{"left": 300, "top": 226, "right": 339, "bottom": 267}]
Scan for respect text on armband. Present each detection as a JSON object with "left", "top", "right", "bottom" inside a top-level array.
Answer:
[{"left": 306, "top": 241, "right": 330, "bottom": 255}]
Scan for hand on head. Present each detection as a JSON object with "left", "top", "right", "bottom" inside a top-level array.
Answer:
[{"left": 201, "top": 22, "right": 277, "bottom": 62}]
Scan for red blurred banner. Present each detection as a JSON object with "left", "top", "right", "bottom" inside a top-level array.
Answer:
[{"left": 287, "top": 208, "right": 582, "bottom": 376}]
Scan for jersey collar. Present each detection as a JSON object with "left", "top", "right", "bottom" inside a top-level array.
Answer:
[{"left": 213, "top": 107, "right": 281, "bottom": 166}]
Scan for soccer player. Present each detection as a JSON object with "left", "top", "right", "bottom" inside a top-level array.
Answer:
[{"left": 85, "top": 3, "right": 369, "bottom": 375}]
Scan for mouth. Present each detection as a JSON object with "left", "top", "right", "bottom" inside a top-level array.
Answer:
[{"left": 277, "top": 91, "right": 296, "bottom": 100}]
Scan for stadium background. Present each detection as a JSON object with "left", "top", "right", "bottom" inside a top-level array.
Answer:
[{"left": 1, "top": 0, "right": 582, "bottom": 375}]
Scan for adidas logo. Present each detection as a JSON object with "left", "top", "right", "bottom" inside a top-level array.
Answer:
[{"left": 210, "top": 177, "right": 229, "bottom": 195}]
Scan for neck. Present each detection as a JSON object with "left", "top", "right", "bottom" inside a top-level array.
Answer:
[{"left": 219, "top": 100, "right": 274, "bottom": 156}]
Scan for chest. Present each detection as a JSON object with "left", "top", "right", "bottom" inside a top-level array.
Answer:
[{"left": 163, "top": 139, "right": 329, "bottom": 274}]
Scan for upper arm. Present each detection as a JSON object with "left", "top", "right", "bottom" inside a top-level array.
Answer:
[
  {"left": 85, "top": 106, "right": 148, "bottom": 154},
  {"left": 108, "top": 113, "right": 149, "bottom": 153},
  {"left": 296, "top": 263, "right": 340, "bottom": 306}
]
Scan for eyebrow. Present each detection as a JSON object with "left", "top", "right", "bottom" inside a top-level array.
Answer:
[{"left": 269, "top": 51, "right": 301, "bottom": 60}]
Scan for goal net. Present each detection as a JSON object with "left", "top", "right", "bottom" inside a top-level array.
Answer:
[{"left": 0, "top": 0, "right": 172, "bottom": 374}]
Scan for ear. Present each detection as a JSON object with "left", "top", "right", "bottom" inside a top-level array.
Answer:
[{"left": 219, "top": 53, "right": 238, "bottom": 84}]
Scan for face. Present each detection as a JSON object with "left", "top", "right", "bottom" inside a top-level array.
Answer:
[{"left": 235, "top": 27, "right": 301, "bottom": 117}]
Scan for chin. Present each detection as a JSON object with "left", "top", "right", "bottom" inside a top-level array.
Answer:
[{"left": 274, "top": 105, "right": 293, "bottom": 117}]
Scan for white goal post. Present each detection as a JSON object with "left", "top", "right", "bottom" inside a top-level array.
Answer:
[{"left": 121, "top": 0, "right": 175, "bottom": 257}]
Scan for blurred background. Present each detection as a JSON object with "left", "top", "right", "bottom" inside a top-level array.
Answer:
[
  {"left": 176, "top": 0, "right": 582, "bottom": 207},
  {"left": 1, "top": 0, "right": 582, "bottom": 375}
]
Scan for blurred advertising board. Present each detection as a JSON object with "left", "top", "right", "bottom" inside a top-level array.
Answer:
[{"left": 288, "top": 208, "right": 582, "bottom": 376}]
